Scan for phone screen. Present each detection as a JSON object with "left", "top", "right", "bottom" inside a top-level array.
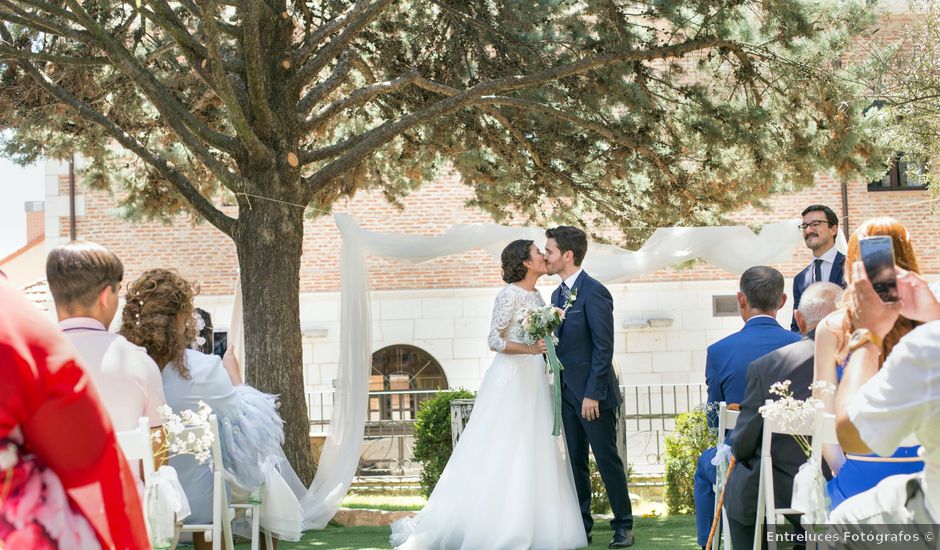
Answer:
[{"left": 859, "top": 236, "right": 898, "bottom": 303}]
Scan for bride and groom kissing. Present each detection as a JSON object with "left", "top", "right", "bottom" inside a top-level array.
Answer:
[{"left": 391, "top": 226, "right": 634, "bottom": 550}]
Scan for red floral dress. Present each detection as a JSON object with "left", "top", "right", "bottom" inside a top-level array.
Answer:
[{"left": 0, "top": 282, "right": 150, "bottom": 549}]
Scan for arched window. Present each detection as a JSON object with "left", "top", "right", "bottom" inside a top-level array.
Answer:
[{"left": 369, "top": 345, "right": 447, "bottom": 421}]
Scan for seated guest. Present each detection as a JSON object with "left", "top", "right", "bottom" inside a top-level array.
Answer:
[
  {"left": 831, "top": 262, "right": 940, "bottom": 532},
  {"left": 193, "top": 307, "right": 215, "bottom": 355},
  {"left": 0, "top": 280, "right": 149, "bottom": 549},
  {"left": 723, "top": 282, "right": 842, "bottom": 550},
  {"left": 46, "top": 241, "right": 167, "bottom": 437},
  {"left": 120, "top": 269, "right": 303, "bottom": 549},
  {"left": 813, "top": 218, "right": 924, "bottom": 508},
  {"left": 694, "top": 266, "right": 802, "bottom": 548},
  {"left": 791, "top": 205, "right": 846, "bottom": 331}
]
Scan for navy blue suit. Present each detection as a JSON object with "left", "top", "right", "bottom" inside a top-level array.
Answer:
[
  {"left": 790, "top": 251, "right": 846, "bottom": 331},
  {"left": 694, "top": 316, "right": 801, "bottom": 545},
  {"left": 552, "top": 271, "right": 632, "bottom": 534}
]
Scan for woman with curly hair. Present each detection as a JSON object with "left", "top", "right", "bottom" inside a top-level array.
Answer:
[
  {"left": 121, "top": 269, "right": 303, "bottom": 548},
  {"left": 813, "top": 218, "right": 925, "bottom": 510}
]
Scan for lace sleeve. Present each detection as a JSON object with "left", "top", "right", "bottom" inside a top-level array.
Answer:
[{"left": 487, "top": 288, "right": 517, "bottom": 353}]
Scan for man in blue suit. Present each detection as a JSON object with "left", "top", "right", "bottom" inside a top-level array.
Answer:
[
  {"left": 693, "top": 266, "right": 801, "bottom": 548},
  {"left": 545, "top": 226, "right": 633, "bottom": 548},
  {"left": 790, "top": 204, "right": 846, "bottom": 331}
]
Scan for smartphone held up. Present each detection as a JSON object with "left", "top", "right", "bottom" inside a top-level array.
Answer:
[{"left": 859, "top": 236, "right": 899, "bottom": 303}]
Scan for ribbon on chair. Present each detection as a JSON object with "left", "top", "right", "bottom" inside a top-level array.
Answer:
[{"left": 144, "top": 466, "right": 190, "bottom": 549}]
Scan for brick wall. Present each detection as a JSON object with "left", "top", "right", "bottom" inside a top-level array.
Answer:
[
  {"left": 55, "top": 165, "right": 939, "bottom": 295},
  {"left": 25, "top": 201, "right": 44, "bottom": 243}
]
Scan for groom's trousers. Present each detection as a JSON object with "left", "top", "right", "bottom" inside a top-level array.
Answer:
[{"left": 562, "top": 398, "right": 634, "bottom": 533}]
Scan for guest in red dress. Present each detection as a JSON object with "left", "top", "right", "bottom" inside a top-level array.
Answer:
[{"left": 0, "top": 280, "right": 150, "bottom": 549}]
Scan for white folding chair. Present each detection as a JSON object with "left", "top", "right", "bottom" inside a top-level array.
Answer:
[
  {"left": 713, "top": 402, "right": 740, "bottom": 550},
  {"left": 116, "top": 416, "right": 156, "bottom": 484},
  {"left": 807, "top": 403, "right": 838, "bottom": 523},
  {"left": 753, "top": 400, "right": 820, "bottom": 550},
  {"left": 810, "top": 404, "right": 838, "bottom": 467},
  {"left": 177, "top": 414, "right": 234, "bottom": 550},
  {"left": 117, "top": 417, "right": 161, "bottom": 544},
  {"left": 178, "top": 414, "right": 273, "bottom": 550}
]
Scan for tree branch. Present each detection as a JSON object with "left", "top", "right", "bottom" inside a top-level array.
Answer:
[
  {"left": 0, "top": 43, "right": 108, "bottom": 65},
  {"left": 485, "top": 96, "right": 680, "bottom": 185},
  {"left": 57, "top": 0, "right": 241, "bottom": 157},
  {"left": 298, "top": 49, "right": 352, "bottom": 116},
  {"left": 303, "top": 36, "right": 728, "bottom": 191},
  {"left": 295, "top": 0, "right": 370, "bottom": 65},
  {"left": 199, "top": 0, "right": 273, "bottom": 160},
  {"left": 302, "top": 69, "right": 419, "bottom": 133},
  {"left": 138, "top": 1, "right": 211, "bottom": 63},
  {"left": 57, "top": 0, "right": 247, "bottom": 189},
  {"left": 0, "top": 1, "right": 93, "bottom": 43},
  {"left": 241, "top": 0, "right": 277, "bottom": 139},
  {"left": 0, "top": 21, "right": 237, "bottom": 236},
  {"left": 292, "top": 0, "right": 393, "bottom": 90},
  {"left": 300, "top": 134, "right": 366, "bottom": 164},
  {"left": 410, "top": 77, "right": 543, "bottom": 168}
]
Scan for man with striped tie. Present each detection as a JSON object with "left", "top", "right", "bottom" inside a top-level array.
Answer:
[{"left": 791, "top": 205, "right": 846, "bottom": 331}]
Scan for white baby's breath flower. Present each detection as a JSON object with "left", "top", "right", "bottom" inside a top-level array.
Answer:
[{"left": 153, "top": 404, "right": 215, "bottom": 465}]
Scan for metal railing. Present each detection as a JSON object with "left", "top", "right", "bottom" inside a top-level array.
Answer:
[
  {"left": 619, "top": 383, "right": 707, "bottom": 471},
  {"left": 306, "top": 383, "right": 707, "bottom": 477}
]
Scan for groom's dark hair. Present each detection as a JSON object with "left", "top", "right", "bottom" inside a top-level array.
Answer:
[{"left": 546, "top": 226, "right": 588, "bottom": 266}]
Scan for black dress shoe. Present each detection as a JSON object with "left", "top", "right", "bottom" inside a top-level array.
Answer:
[
  {"left": 609, "top": 528, "right": 634, "bottom": 548},
  {"left": 586, "top": 532, "right": 592, "bottom": 544}
]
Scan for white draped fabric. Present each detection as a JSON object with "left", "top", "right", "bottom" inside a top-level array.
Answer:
[{"left": 230, "top": 213, "right": 849, "bottom": 529}]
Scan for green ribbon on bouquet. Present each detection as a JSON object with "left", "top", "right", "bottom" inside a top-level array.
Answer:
[{"left": 544, "top": 336, "right": 564, "bottom": 437}]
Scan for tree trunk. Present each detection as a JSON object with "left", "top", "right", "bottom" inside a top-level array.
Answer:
[{"left": 234, "top": 194, "right": 315, "bottom": 484}]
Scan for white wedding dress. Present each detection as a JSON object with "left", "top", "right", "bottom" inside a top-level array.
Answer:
[{"left": 390, "top": 284, "right": 587, "bottom": 550}]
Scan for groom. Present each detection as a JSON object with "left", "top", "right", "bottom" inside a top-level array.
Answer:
[{"left": 545, "top": 226, "right": 634, "bottom": 548}]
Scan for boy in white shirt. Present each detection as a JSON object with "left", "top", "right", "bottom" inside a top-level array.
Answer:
[{"left": 47, "top": 241, "right": 167, "bottom": 436}]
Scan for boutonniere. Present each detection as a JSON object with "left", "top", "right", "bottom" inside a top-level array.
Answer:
[{"left": 563, "top": 287, "right": 578, "bottom": 312}]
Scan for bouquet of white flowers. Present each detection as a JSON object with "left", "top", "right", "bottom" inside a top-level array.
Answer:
[
  {"left": 151, "top": 401, "right": 215, "bottom": 464},
  {"left": 759, "top": 380, "right": 835, "bottom": 525},
  {"left": 758, "top": 381, "right": 833, "bottom": 455},
  {"left": 519, "top": 288, "right": 576, "bottom": 437},
  {"left": 521, "top": 305, "right": 566, "bottom": 344},
  {"left": 147, "top": 401, "right": 214, "bottom": 548}
]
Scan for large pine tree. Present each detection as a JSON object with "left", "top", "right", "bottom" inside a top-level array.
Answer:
[{"left": 0, "top": 0, "right": 883, "bottom": 481}]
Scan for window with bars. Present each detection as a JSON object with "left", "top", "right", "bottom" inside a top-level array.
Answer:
[
  {"left": 369, "top": 344, "right": 448, "bottom": 421},
  {"left": 869, "top": 154, "right": 927, "bottom": 191}
]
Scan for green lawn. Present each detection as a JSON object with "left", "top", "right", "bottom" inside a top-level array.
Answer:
[{"left": 235, "top": 515, "right": 698, "bottom": 549}]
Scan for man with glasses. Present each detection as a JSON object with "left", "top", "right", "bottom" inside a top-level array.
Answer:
[{"left": 791, "top": 204, "right": 846, "bottom": 331}]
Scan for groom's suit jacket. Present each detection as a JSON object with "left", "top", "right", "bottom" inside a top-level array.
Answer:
[{"left": 552, "top": 271, "right": 622, "bottom": 411}]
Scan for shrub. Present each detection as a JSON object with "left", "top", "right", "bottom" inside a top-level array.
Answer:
[
  {"left": 411, "top": 389, "right": 475, "bottom": 498},
  {"left": 664, "top": 407, "right": 717, "bottom": 515}
]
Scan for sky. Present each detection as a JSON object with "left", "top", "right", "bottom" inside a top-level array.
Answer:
[{"left": 0, "top": 157, "right": 45, "bottom": 259}]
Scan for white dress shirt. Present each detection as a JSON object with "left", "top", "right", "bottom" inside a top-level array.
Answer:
[
  {"left": 847, "top": 321, "right": 940, "bottom": 520},
  {"left": 805, "top": 245, "right": 839, "bottom": 285},
  {"left": 60, "top": 317, "right": 167, "bottom": 431},
  {"left": 562, "top": 268, "right": 584, "bottom": 290}
]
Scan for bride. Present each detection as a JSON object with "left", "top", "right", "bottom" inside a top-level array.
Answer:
[{"left": 390, "top": 239, "right": 587, "bottom": 550}]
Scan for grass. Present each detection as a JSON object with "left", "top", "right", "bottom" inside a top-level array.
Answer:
[
  {"left": 233, "top": 515, "right": 699, "bottom": 549},
  {"left": 341, "top": 494, "right": 426, "bottom": 512}
]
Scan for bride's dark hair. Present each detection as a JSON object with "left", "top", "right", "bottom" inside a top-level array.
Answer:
[{"left": 501, "top": 239, "right": 534, "bottom": 283}]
